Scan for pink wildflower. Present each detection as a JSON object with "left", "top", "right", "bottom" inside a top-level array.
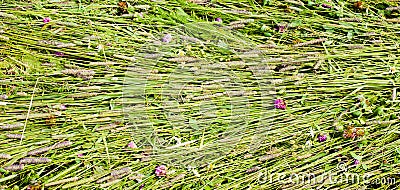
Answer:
[
  {"left": 322, "top": 4, "right": 332, "bottom": 8},
  {"left": 60, "top": 104, "right": 66, "bottom": 110},
  {"left": 43, "top": 17, "right": 51, "bottom": 23},
  {"left": 317, "top": 134, "right": 327, "bottom": 142},
  {"left": 274, "top": 99, "right": 286, "bottom": 110},
  {"left": 162, "top": 34, "right": 172, "bottom": 43},
  {"left": 54, "top": 52, "right": 65, "bottom": 57},
  {"left": 155, "top": 165, "right": 167, "bottom": 177},
  {"left": 275, "top": 25, "right": 286, "bottom": 33},
  {"left": 127, "top": 141, "right": 137, "bottom": 149},
  {"left": 0, "top": 94, "right": 8, "bottom": 100}
]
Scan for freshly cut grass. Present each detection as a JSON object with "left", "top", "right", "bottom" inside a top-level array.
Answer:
[{"left": 0, "top": 0, "right": 400, "bottom": 189}]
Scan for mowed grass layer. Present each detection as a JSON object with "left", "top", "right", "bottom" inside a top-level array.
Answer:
[{"left": 0, "top": 0, "right": 400, "bottom": 189}]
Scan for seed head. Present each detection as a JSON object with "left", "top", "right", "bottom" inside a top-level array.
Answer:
[
  {"left": 4, "top": 164, "right": 24, "bottom": 171},
  {"left": 0, "top": 153, "right": 11, "bottom": 159},
  {"left": 20, "top": 157, "right": 51, "bottom": 164}
]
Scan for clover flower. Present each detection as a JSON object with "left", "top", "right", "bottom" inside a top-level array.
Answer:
[
  {"left": 54, "top": 52, "right": 65, "bottom": 57},
  {"left": 43, "top": 17, "right": 51, "bottom": 23},
  {"left": 127, "top": 141, "right": 137, "bottom": 149},
  {"left": 274, "top": 99, "right": 286, "bottom": 110},
  {"left": 0, "top": 94, "right": 8, "bottom": 100},
  {"left": 155, "top": 165, "right": 168, "bottom": 177},
  {"left": 162, "top": 34, "right": 172, "bottom": 43},
  {"left": 321, "top": 4, "right": 332, "bottom": 8},
  {"left": 60, "top": 104, "right": 66, "bottom": 110},
  {"left": 275, "top": 24, "right": 286, "bottom": 33},
  {"left": 317, "top": 134, "right": 327, "bottom": 142}
]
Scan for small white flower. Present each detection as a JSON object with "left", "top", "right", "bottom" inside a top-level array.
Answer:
[
  {"left": 193, "top": 169, "right": 200, "bottom": 177},
  {"left": 305, "top": 140, "right": 312, "bottom": 149},
  {"left": 309, "top": 127, "right": 314, "bottom": 137},
  {"left": 97, "top": 44, "right": 104, "bottom": 52},
  {"left": 167, "top": 170, "right": 176, "bottom": 175},
  {"left": 187, "top": 165, "right": 194, "bottom": 172},
  {"left": 173, "top": 136, "right": 181, "bottom": 144}
]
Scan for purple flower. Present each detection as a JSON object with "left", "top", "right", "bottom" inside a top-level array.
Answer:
[
  {"left": 77, "top": 153, "right": 83, "bottom": 158},
  {"left": 321, "top": 4, "right": 332, "bottom": 8},
  {"left": 139, "top": 184, "right": 145, "bottom": 190},
  {"left": 162, "top": 34, "right": 172, "bottom": 43},
  {"left": 127, "top": 141, "right": 137, "bottom": 149},
  {"left": 215, "top": 18, "right": 222, "bottom": 22},
  {"left": 274, "top": 99, "right": 286, "bottom": 110},
  {"left": 60, "top": 104, "right": 66, "bottom": 110},
  {"left": 54, "top": 52, "right": 65, "bottom": 57},
  {"left": 275, "top": 25, "right": 286, "bottom": 33},
  {"left": 354, "top": 159, "right": 360, "bottom": 165},
  {"left": 43, "top": 17, "right": 51, "bottom": 23},
  {"left": 0, "top": 94, "right": 8, "bottom": 100},
  {"left": 155, "top": 165, "right": 167, "bottom": 177},
  {"left": 317, "top": 134, "right": 327, "bottom": 142}
]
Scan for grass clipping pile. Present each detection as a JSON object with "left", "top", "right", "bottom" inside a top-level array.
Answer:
[{"left": 123, "top": 22, "right": 274, "bottom": 167}]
